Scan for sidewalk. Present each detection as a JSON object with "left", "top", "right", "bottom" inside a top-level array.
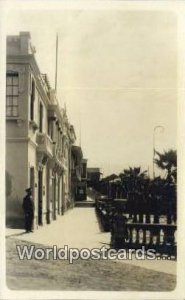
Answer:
[
  {"left": 6, "top": 207, "right": 109, "bottom": 249},
  {"left": 6, "top": 207, "right": 176, "bottom": 275}
]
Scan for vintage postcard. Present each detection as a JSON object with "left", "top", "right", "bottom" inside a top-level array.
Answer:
[{"left": 0, "top": 0, "right": 185, "bottom": 299}]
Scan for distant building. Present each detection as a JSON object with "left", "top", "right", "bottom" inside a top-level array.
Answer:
[
  {"left": 79, "top": 158, "right": 88, "bottom": 200},
  {"left": 71, "top": 146, "right": 87, "bottom": 201},
  {"left": 87, "top": 168, "right": 102, "bottom": 188},
  {"left": 6, "top": 32, "right": 76, "bottom": 228}
]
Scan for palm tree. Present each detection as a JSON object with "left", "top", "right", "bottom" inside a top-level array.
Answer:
[
  {"left": 154, "top": 149, "right": 177, "bottom": 222},
  {"left": 154, "top": 149, "right": 177, "bottom": 182},
  {"left": 119, "top": 167, "right": 148, "bottom": 194},
  {"left": 119, "top": 167, "right": 148, "bottom": 220}
]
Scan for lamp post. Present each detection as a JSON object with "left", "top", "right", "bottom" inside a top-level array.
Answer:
[{"left": 153, "top": 125, "right": 164, "bottom": 179}]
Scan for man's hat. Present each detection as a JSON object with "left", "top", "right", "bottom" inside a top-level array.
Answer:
[{"left": 25, "top": 187, "right": 32, "bottom": 193}]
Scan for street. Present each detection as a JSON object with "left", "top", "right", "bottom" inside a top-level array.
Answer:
[{"left": 6, "top": 206, "right": 176, "bottom": 291}]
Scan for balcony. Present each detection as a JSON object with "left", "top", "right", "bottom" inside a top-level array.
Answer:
[
  {"left": 36, "top": 132, "right": 53, "bottom": 158},
  {"left": 53, "top": 144, "right": 68, "bottom": 170},
  {"left": 48, "top": 104, "right": 57, "bottom": 120},
  {"left": 71, "top": 167, "right": 81, "bottom": 182},
  {"left": 53, "top": 144, "right": 62, "bottom": 164},
  {"left": 61, "top": 155, "right": 68, "bottom": 170}
]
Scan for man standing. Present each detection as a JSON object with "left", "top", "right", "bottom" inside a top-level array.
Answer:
[{"left": 22, "top": 188, "right": 35, "bottom": 233}]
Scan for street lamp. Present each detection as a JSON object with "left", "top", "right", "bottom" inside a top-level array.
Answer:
[{"left": 153, "top": 125, "right": 165, "bottom": 179}]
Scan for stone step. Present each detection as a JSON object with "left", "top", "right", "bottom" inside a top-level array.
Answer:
[{"left": 75, "top": 201, "right": 95, "bottom": 207}]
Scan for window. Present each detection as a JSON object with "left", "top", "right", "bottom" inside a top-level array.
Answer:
[
  {"left": 48, "top": 119, "right": 54, "bottom": 140},
  {"left": 6, "top": 72, "right": 19, "bottom": 117},
  {"left": 82, "top": 163, "right": 87, "bottom": 178},
  {"left": 79, "top": 189, "right": 84, "bottom": 195},
  {"left": 39, "top": 102, "right": 43, "bottom": 132},
  {"left": 30, "top": 79, "right": 35, "bottom": 121}
]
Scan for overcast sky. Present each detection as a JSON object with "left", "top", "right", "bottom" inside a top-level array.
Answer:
[{"left": 6, "top": 7, "right": 177, "bottom": 177}]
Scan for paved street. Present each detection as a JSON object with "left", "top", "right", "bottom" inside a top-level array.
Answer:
[
  {"left": 6, "top": 207, "right": 109, "bottom": 249},
  {"left": 6, "top": 206, "right": 176, "bottom": 290},
  {"left": 6, "top": 237, "right": 176, "bottom": 291}
]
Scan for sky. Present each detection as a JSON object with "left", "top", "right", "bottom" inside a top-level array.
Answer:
[{"left": 5, "top": 6, "right": 177, "bottom": 177}]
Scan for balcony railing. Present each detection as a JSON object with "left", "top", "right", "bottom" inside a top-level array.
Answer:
[
  {"left": 36, "top": 132, "right": 53, "bottom": 158},
  {"left": 53, "top": 145, "right": 68, "bottom": 170},
  {"left": 122, "top": 222, "right": 177, "bottom": 257},
  {"left": 96, "top": 199, "right": 177, "bottom": 258}
]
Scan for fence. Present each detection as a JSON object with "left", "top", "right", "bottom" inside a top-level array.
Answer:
[{"left": 95, "top": 198, "right": 177, "bottom": 258}]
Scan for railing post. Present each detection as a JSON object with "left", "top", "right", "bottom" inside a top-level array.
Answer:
[{"left": 110, "top": 199, "right": 128, "bottom": 249}]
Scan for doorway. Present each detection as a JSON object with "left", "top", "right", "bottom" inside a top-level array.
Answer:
[
  {"left": 52, "top": 176, "right": 56, "bottom": 220},
  {"left": 29, "top": 167, "right": 35, "bottom": 199},
  {"left": 58, "top": 178, "right": 61, "bottom": 215},
  {"left": 38, "top": 170, "right": 43, "bottom": 225}
]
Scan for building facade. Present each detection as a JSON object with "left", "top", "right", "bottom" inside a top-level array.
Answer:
[
  {"left": 87, "top": 168, "right": 102, "bottom": 188},
  {"left": 71, "top": 146, "right": 87, "bottom": 201},
  {"left": 6, "top": 32, "right": 76, "bottom": 228}
]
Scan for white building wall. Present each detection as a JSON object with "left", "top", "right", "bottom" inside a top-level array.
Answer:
[
  {"left": 6, "top": 141, "right": 28, "bottom": 227},
  {"left": 6, "top": 32, "right": 76, "bottom": 229}
]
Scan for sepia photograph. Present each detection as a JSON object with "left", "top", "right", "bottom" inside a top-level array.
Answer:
[{"left": 1, "top": 0, "right": 185, "bottom": 299}]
